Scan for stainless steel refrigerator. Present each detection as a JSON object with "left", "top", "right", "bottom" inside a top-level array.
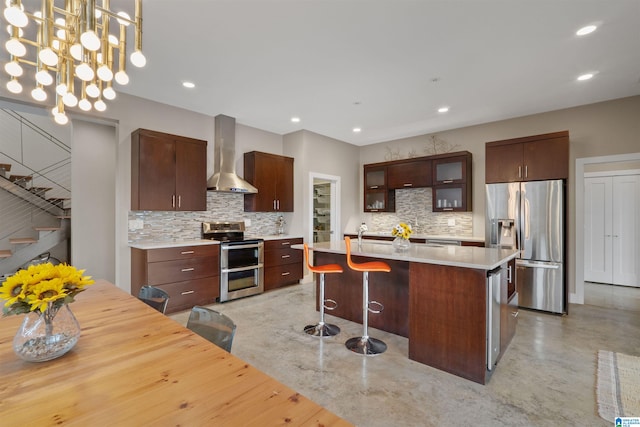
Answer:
[{"left": 485, "top": 180, "right": 566, "bottom": 314}]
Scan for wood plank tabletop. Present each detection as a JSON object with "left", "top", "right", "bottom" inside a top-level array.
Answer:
[{"left": 0, "top": 280, "right": 352, "bottom": 426}]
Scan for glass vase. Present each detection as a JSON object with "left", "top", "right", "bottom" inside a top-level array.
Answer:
[
  {"left": 392, "top": 237, "right": 411, "bottom": 252},
  {"left": 13, "top": 304, "right": 81, "bottom": 362}
]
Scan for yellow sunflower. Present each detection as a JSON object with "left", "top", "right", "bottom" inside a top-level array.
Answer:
[
  {"left": 26, "top": 278, "right": 68, "bottom": 313},
  {"left": 0, "top": 270, "right": 31, "bottom": 307}
]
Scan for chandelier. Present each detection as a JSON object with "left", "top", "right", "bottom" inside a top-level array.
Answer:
[{"left": 3, "top": 0, "right": 145, "bottom": 125}]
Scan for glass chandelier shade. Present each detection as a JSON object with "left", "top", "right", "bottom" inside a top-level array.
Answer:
[{"left": 2, "top": 0, "right": 146, "bottom": 125}]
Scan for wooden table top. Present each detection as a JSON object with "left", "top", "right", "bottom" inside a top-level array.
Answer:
[{"left": 0, "top": 280, "right": 352, "bottom": 426}]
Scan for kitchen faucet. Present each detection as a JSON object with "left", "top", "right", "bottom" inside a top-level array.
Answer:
[{"left": 357, "top": 222, "right": 368, "bottom": 247}]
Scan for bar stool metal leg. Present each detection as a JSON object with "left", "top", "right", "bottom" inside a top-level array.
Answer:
[
  {"left": 345, "top": 271, "right": 387, "bottom": 355},
  {"left": 304, "top": 273, "right": 340, "bottom": 337}
]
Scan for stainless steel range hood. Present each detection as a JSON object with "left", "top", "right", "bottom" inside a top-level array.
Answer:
[{"left": 207, "top": 114, "right": 258, "bottom": 193}]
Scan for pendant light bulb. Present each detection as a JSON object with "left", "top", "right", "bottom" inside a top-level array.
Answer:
[
  {"left": 62, "top": 92, "right": 78, "bottom": 107},
  {"left": 70, "top": 43, "right": 82, "bottom": 61},
  {"left": 114, "top": 70, "right": 129, "bottom": 85},
  {"left": 75, "top": 62, "right": 95, "bottom": 81},
  {"left": 130, "top": 50, "right": 146, "bottom": 67},
  {"left": 56, "top": 83, "right": 68, "bottom": 96},
  {"left": 103, "top": 86, "right": 116, "bottom": 100},
  {"left": 85, "top": 83, "right": 100, "bottom": 98},
  {"left": 3, "top": 5, "right": 28, "bottom": 28},
  {"left": 116, "top": 11, "right": 131, "bottom": 26},
  {"left": 39, "top": 47, "right": 59, "bottom": 66},
  {"left": 35, "top": 70, "right": 53, "bottom": 85},
  {"left": 94, "top": 99, "right": 107, "bottom": 112},
  {"left": 31, "top": 86, "right": 47, "bottom": 101},
  {"left": 4, "top": 60, "right": 23, "bottom": 77},
  {"left": 78, "top": 98, "right": 92, "bottom": 111},
  {"left": 80, "top": 30, "right": 101, "bottom": 51},
  {"left": 54, "top": 112, "right": 69, "bottom": 125},
  {"left": 6, "top": 78, "right": 22, "bottom": 94},
  {"left": 6, "top": 37, "right": 26, "bottom": 57},
  {"left": 97, "top": 64, "right": 113, "bottom": 82}
]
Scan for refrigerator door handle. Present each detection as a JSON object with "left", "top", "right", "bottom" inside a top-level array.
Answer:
[{"left": 517, "top": 260, "right": 560, "bottom": 269}]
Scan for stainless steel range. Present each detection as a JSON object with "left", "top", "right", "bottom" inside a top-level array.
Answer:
[{"left": 202, "top": 221, "right": 264, "bottom": 302}]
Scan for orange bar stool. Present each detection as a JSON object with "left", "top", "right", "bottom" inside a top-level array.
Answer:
[
  {"left": 303, "top": 243, "right": 343, "bottom": 337},
  {"left": 344, "top": 237, "right": 391, "bottom": 356}
]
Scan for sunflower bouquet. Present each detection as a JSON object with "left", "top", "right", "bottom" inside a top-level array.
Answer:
[
  {"left": 1, "top": 262, "right": 94, "bottom": 317},
  {"left": 392, "top": 222, "right": 413, "bottom": 240}
]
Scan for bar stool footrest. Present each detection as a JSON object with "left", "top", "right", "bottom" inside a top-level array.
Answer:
[
  {"left": 367, "top": 300, "right": 384, "bottom": 314},
  {"left": 304, "top": 323, "right": 341, "bottom": 337},
  {"left": 345, "top": 336, "right": 387, "bottom": 356},
  {"left": 323, "top": 298, "right": 338, "bottom": 311}
]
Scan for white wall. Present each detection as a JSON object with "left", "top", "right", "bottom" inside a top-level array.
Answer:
[{"left": 71, "top": 121, "right": 116, "bottom": 282}]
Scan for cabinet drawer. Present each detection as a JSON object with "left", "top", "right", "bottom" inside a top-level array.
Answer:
[
  {"left": 147, "top": 257, "right": 218, "bottom": 285},
  {"left": 264, "top": 238, "right": 303, "bottom": 252},
  {"left": 264, "top": 263, "right": 303, "bottom": 291},
  {"left": 156, "top": 277, "right": 219, "bottom": 313},
  {"left": 146, "top": 244, "right": 219, "bottom": 262},
  {"left": 265, "top": 246, "right": 302, "bottom": 266}
]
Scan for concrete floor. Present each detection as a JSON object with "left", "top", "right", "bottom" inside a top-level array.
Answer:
[{"left": 170, "top": 279, "right": 640, "bottom": 427}]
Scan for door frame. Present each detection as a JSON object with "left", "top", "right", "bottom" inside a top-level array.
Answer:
[
  {"left": 575, "top": 152, "right": 640, "bottom": 303},
  {"left": 308, "top": 172, "right": 341, "bottom": 245}
]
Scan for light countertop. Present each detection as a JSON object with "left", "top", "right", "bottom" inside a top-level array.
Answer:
[
  {"left": 298, "top": 240, "right": 518, "bottom": 270},
  {"left": 346, "top": 232, "right": 485, "bottom": 243},
  {"left": 129, "top": 239, "right": 219, "bottom": 250}
]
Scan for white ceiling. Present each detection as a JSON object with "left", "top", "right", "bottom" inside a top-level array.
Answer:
[{"left": 9, "top": 1, "right": 640, "bottom": 146}]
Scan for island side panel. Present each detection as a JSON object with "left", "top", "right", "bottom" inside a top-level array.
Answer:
[
  {"left": 315, "top": 252, "right": 410, "bottom": 338},
  {"left": 409, "top": 263, "right": 488, "bottom": 384}
]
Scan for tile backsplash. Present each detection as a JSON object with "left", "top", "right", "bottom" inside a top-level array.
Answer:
[
  {"left": 128, "top": 192, "right": 281, "bottom": 243},
  {"left": 129, "top": 188, "right": 473, "bottom": 244},
  {"left": 362, "top": 188, "right": 473, "bottom": 236}
]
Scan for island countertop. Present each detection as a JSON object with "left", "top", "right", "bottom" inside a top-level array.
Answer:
[{"left": 299, "top": 240, "right": 518, "bottom": 271}]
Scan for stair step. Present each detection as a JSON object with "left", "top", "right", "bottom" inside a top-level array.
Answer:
[
  {"left": 0, "top": 249, "right": 11, "bottom": 258},
  {"left": 34, "top": 226, "right": 61, "bottom": 232},
  {"left": 57, "top": 215, "right": 72, "bottom": 219},
  {"left": 0, "top": 163, "right": 10, "bottom": 178},
  {"left": 10, "top": 237, "right": 37, "bottom": 244},
  {"left": 30, "top": 187, "right": 52, "bottom": 196},
  {"left": 9, "top": 175, "right": 32, "bottom": 183},
  {"left": 47, "top": 198, "right": 70, "bottom": 207}
]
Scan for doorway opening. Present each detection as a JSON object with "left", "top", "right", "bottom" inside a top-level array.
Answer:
[{"left": 308, "top": 172, "right": 340, "bottom": 245}]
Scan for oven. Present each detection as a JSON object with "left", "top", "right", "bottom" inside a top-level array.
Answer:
[{"left": 202, "top": 221, "right": 264, "bottom": 302}]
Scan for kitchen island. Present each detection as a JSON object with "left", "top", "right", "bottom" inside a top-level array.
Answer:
[{"left": 300, "top": 240, "right": 519, "bottom": 384}]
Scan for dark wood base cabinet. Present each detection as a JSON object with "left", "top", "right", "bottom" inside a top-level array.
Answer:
[
  {"left": 264, "top": 238, "right": 303, "bottom": 291},
  {"left": 131, "top": 245, "right": 220, "bottom": 314}
]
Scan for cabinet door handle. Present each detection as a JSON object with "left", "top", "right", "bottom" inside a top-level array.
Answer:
[
  {"left": 180, "top": 250, "right": 195, "bottom": 255},
  {"left": 507, "top": 265, "right": 512, "bottom": 282},
  {"left": 172, "top": 195, "right": 176, "bottom": 208},
  {"left": 281, "top": 271, "right": 291, "bottom": 276},
  {"left": 273, "top": 200, "right": 277, "bottom": 210},
  {"left": 442, "top": 180, "right": 453, "bottom": 184},
  {"left": 443, "top": 208, "right": 454, "bottom": 211},
  {"left": 518, "top": 166, "right": 522, "bottom": 178},
  {"left": 403, "top": 183, "right": 412, "bottom": 187},
  {"left": 277, "top": 199, "right": 280, "bottom": 210},
  {"left": 181, "top": 267, "right": 195, "bottom": 272},
  {"left": 524, "top": 165, "right": 528, "bottom": 178},
  {"left": 281, "top": 254, "right": 291, "bottom": 259},
  {"left": 181, "top": 290, "right": 195, "bottom": 295},
  {"left": 281, "top": 242, "right": 291, "bottom": 246},
  {"left": 178, "top": 195, "right": 181, "bottom": 208},
  {"left": 370, "top": 185, "right": 379, "bottom": 189}
]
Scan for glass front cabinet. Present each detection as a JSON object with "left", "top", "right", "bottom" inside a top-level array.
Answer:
[
  {"left": 364, "top": 165, "right": 395, "bottom": 212},
  {"left": 431, "top": 152, "right": 472, "bottom": 212}
]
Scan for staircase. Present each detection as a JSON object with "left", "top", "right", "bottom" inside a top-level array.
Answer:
[{"left": 0, "top": 109, "right": 72, "bottom": 276}]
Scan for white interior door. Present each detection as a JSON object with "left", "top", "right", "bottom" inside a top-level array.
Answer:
[
  {"left": 584, "top": 177, "right": 613, "bottom": 283},
  {"left": 612, "top": 175, "right": 639, "bottom": 286},
  {"left": 585, "top": 174, "right": 640, "bottom": 287}
]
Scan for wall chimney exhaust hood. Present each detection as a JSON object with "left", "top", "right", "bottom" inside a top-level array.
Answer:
[{"left": 207, "top": 114, "right": 258, "bottom": 193}]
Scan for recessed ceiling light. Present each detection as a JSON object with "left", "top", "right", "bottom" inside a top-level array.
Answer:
[
  {"left": 353, "top": 127, "right": 361, "bottom": 133},
  {"left": 576, "top": 25, "right": 597, "bottom": 36},
  {"left": 291, "top": 117, "right": 300, "bottom": 123},
  {"left": 182, "top": 81, "right": 195, "bottom": 88},
  {"left": 438, "top": 106, "right": 449, "bottom": 113},
  {"left": 577, "top": 73, "right": 594, "bottom": 81}
]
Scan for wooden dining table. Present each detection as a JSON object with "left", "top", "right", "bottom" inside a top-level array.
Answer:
[{"left": 0, "top": 280, "right": 352, "bottom": 426}]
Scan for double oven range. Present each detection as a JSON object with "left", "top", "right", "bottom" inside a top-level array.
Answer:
[{"left": 202, "top": 221, "right": 264, "bottom": 302}]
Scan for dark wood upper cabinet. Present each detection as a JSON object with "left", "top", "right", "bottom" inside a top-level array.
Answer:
[
  {"left": 431, "top": 151, "right": 472, "bottom": 212},
  {"left": 485, "top": 131, "right": 569, "bottom": 183},
  {"left": 363, "top": 164, "right": 395, "bottom": 212},
  {"left": 131, "top": 129, "right": 207, "bottom": 211},
  {"left": 243, "top": 151, "right": 294, "bottom": 212},
  {"left": 387, "top": 158, "right": 432, "bottom": 189}
]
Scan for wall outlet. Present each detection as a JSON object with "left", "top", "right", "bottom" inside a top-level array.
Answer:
[
  {"left": 129, "top": 219, "right": 144, "bottom": 230},
  {"left": 448, "top": 218, "right": 456, "bottom": 226}
]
